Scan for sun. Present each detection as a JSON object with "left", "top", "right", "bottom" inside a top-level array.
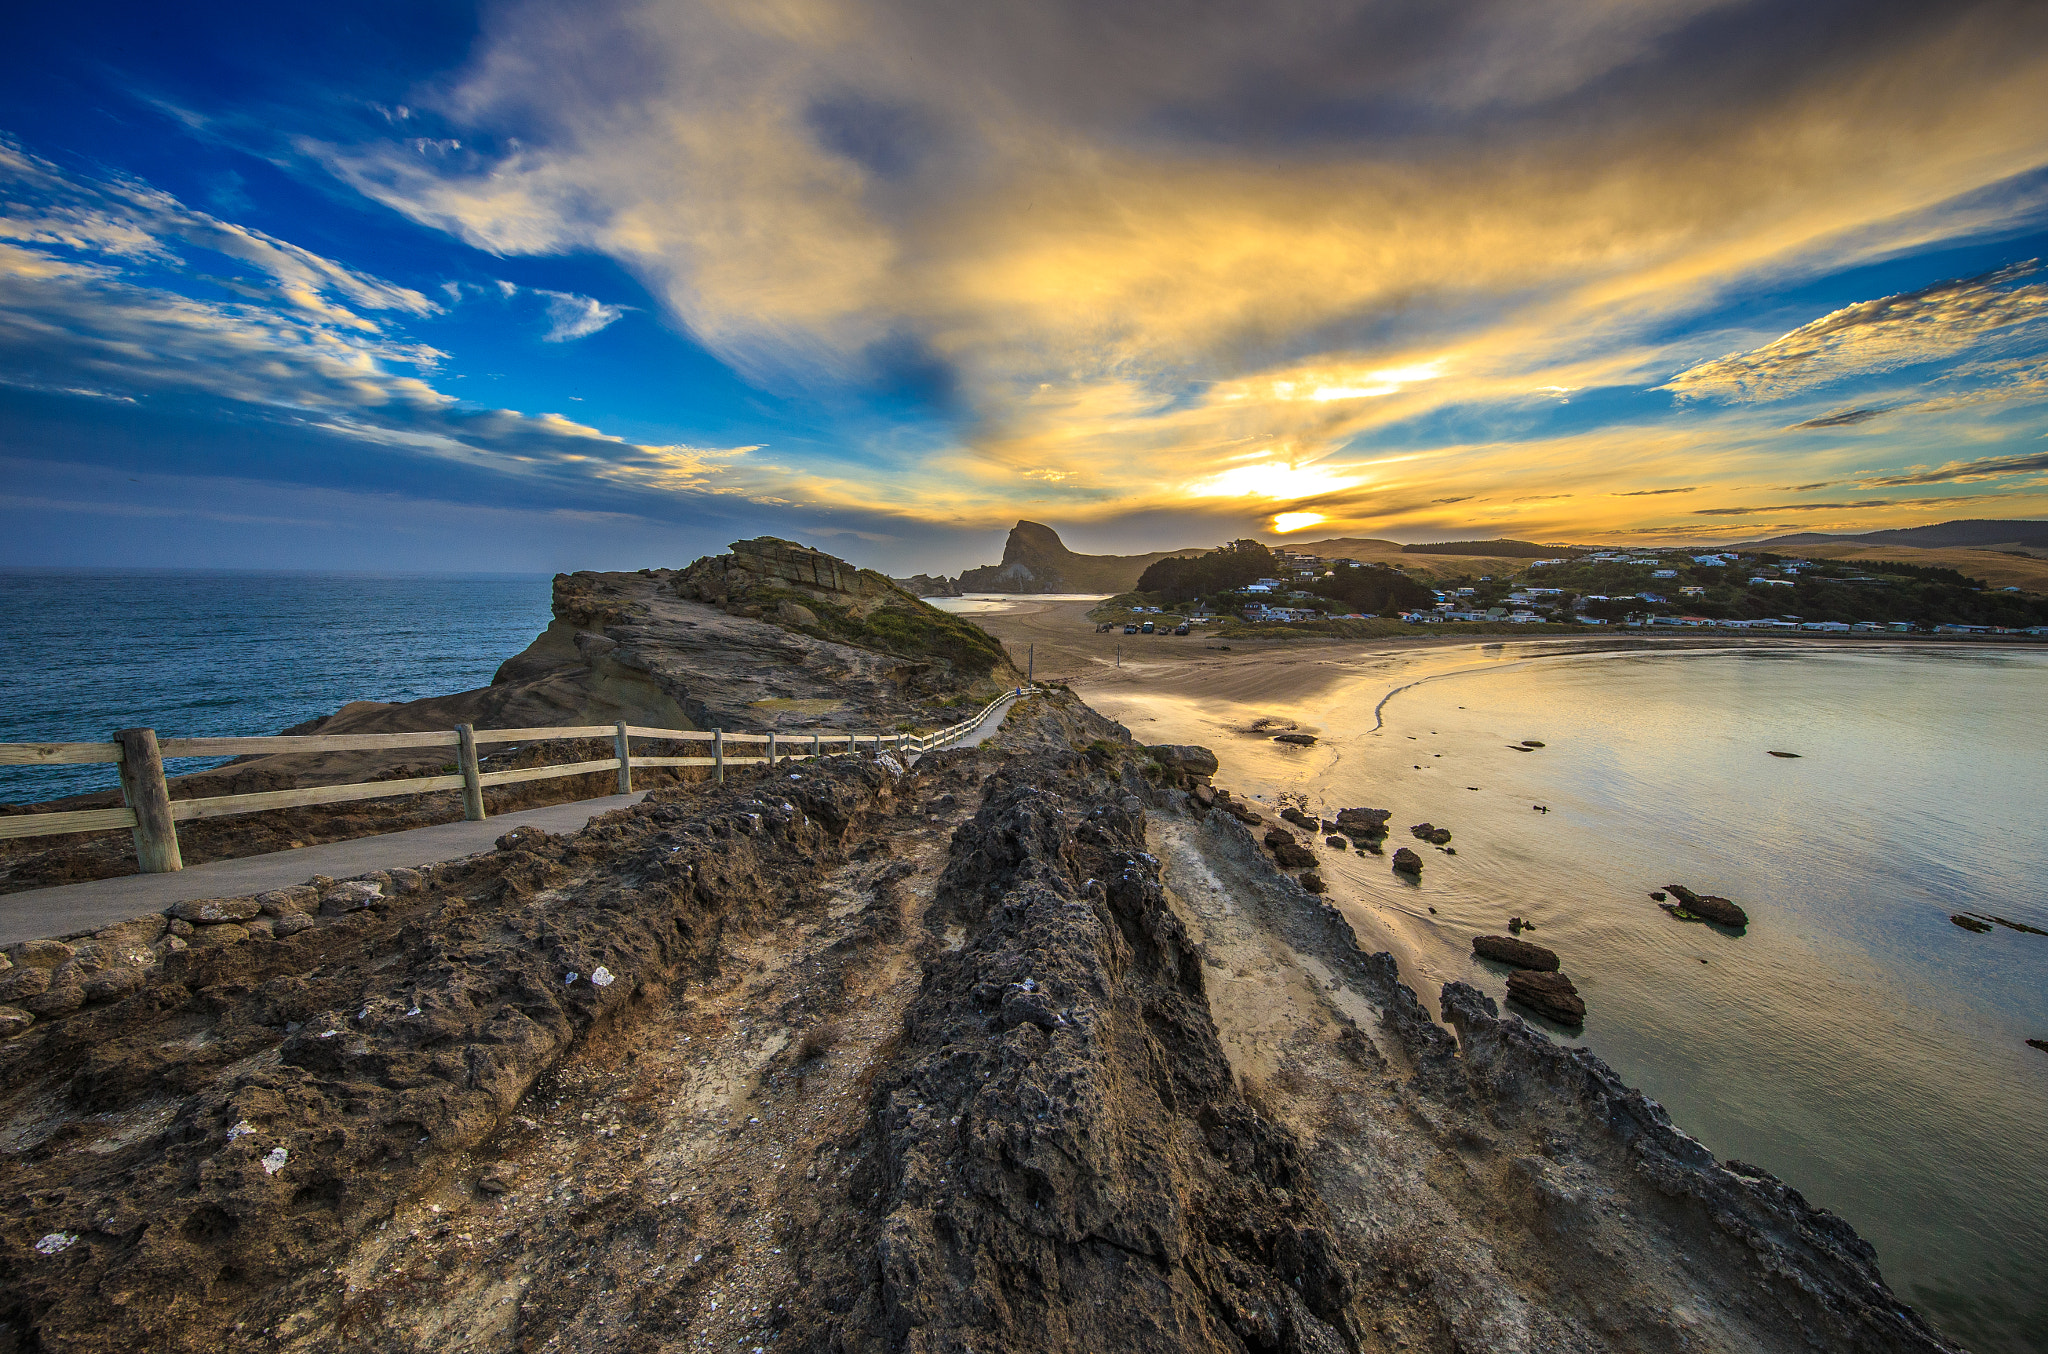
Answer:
[{"left": 1272, "top": 511, "right": 1327, "bottom": 533}]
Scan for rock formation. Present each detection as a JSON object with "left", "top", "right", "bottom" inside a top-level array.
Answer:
[
  {"left": 1472, "top": 934, "right": 1561, "bottom": 970},
  {"left": 1662, "top": 883, "right": 1749, "bottom": 927},
  {"left": 912, "top": 520, "right": 1206, "bottom": 595},
  {"left": 891, "top": 572, "right": 961, "bottom": 596},
  {"left": 1505, "top": 968, "right": 1587, "bottom": 1024},
  {"left": 1392, "top": 846, "right": 1423, "bottom": 874}
]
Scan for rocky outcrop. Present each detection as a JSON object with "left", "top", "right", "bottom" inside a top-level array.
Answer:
[
  {"left": 1263, "top": 827, "right": 1318, "bottom": 869},
  {"left": 943, "top": 520, "right": 1206, "bottom": 595},
  {"left": 1409, "top": 821, "right": 1452, "bottom": 845},
  {"left": 1392, "top": 846, "right": 1423, "bottom": 874},
  {"left": 1334, "top": 806, "right": 1391, "bottom": 839},
  {"left": 1505, "top": 969, "right": 1586, "bottom": 1024},
  {"left": 1663, "top": 883, "right": 1749, "bottom": 927},
  {"left": 891, "top": 573, "right": 961, "bottom": 597},
  {"left": 1145, "top": 744, "right": 1218, "bottom": 782},
  {"left": 1472, "top": 934, "right": 1560, "bottom": 970}
]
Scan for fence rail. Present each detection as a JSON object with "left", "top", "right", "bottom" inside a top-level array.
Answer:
[{"left": 0, "top": 688, "right": 1046, "bottom": 870}]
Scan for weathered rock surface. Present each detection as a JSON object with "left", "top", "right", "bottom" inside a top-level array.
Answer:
[
  {"left": 1951, "top": 914, "right": 1993, "bottom": 933},
  {"left": 1334, "top": 805, "right": 1391, "bottom": 836},
  {"left": 1271, "top": 732, "right": 1318, "bottom": 746},
  {"left": 1472, "top": 934, "right": 1561, "bottom": 970},
  {"left": 1409, "top": 821, "right": 1452, "bottom": 845},
  {"left": 1505, "top": 968, "right": 1586, "bottom": 1024},
  {"left": 1145, "top": 743, "right": 1219, "bottom": 781},
  {"left": 1664, "top": 883, "right": 1749, "bottom": 927},
  {"left": 1263, "top": 827, "right": 1318, "bottom": 869},
  {"left": 0, "top": 691, "right": 1962, "bottom": 1353},
  {"left": 1392, "top": 845, "right": 1423, "bottom": 874}
]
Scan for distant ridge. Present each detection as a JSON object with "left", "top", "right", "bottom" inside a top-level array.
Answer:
[
  {"left": 1732, "top": 519, "right": 2048, "bottom": 551},
  {"left": 1273, "top": 535, "right": 1401, "bottom": 556},
  {"left": 1399, "top": 538, "right": 1574, "bottom": 558}
]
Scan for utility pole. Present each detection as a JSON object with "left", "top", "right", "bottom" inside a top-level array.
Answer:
[
  {"left": 1116, "top": 643, "right": 1121, "bottom": 668},
  {"left": 1027, "top": 643, "right": 1034, "bottom": 683}
]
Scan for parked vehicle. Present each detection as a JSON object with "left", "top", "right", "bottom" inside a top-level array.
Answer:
[
  {"left": 1123, "top": 623, "right": 1139, "bottom": 634},
  {"left": 1141, "top": 621, "right": 1156, "bottom": 633},
  {"left": 1094, "top": 622, "right": 1114, "bottom": 632},
  {"left": 1172, "top": 624, "right": 1190, "bottom": 635}
]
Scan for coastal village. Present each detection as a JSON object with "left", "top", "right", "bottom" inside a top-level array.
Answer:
[{"left": 1090, "top": 539, "right": 2048, "bottom": 639}]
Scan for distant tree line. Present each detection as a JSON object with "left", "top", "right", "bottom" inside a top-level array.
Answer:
[
  {"left": 1860, "top": 559, "right": 1982, "bottom": 588},
  {"left": 1307, "top": 562, "right": 1436, "bottom": 615},
  {"left": 1135, "top": 540, "right": 1275, "bottom": 602},
  {"left": 1400, "top": 539, "right": 1563, "bottom": 558}
]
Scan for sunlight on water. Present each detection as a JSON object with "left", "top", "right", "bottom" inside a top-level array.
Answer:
[{"left": 1098, "top": 643, "right": 2048, "bottom": 1354}]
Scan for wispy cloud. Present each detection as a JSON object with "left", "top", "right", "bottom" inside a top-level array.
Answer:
[
  {"left": 0, "top": 144, "right": 757, "bottom": 500},
  {"left": 1866, "top": 450, "right": 2048, "bottom": 485},
  {"left": 1667, "top": 263, "right": 2048, "bottom": 403},
  {"left": 536, "top": 289, "right": 628, "bottom": 342}
]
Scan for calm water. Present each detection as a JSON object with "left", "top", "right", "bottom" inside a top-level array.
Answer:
[
  {"left": 0, "top": 570, "right": 554, "bottom": 803},
  {"left": 1097, "top": 643, "right": 2048, "bottom": 1354}
]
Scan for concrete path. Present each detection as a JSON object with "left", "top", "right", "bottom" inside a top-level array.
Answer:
[
  {"left": 0, "top": 690, "right": 1038, "bottom": 945},
  {"left": 0, "top": 792, "right": 649, "bottom": 945}
]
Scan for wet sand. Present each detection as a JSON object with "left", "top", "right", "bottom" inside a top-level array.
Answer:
[{"left": 971, "top": 595, "right": 1885, "bottom": 706}]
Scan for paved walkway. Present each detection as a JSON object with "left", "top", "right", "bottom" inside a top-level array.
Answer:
[
  {"left": 0, "top": 793, "right": 651, "bottom": 945},
  {"left": 0, "top": 690, "right": 1036, "bottom": 945}
]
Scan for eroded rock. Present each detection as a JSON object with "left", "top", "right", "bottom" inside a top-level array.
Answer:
[
  {"left": 1505, "top": 969, "right": 1586, "bottom": 1025},
  {"left": 1473, "top": 935, "right": 1561, "bottom": 971}
]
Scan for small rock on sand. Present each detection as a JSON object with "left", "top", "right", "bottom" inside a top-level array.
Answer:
[
  {"left": 1299, "top": 871, "right": 1327, "bottom": 895},
  {"left": 1392, "top": 847, "right": 1423, "bottom": 875},
  {"left": 2028, "top": 1038, "right": 2048, "bottom": 1054},
  {"left": 1950, "top": 915, "right": 1993, "bottom": 933},
  {"left": 1272, "top": 733, "right": 1318, "bottom": 746},
  {"left": 1766, "top": 751, "right": 1802, "bottom": 759}
]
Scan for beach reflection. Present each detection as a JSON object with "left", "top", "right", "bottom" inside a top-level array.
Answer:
[{"left": 1095, "top": 644, "right": 2048, "bottom": 1354}]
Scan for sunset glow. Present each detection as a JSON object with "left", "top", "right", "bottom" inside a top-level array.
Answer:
[{"left": 2, "top": 3, "right": 2046, "bottom": 572}]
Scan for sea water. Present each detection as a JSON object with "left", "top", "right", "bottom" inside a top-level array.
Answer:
[
  {"left": 1095, "top": 642, "right": 2048, "bottom": 1354},
  {"left": 0, "top": 570, "right": 554, "bottom": 803}
]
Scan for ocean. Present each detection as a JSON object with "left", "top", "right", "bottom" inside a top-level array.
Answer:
[
  {"left": 0, "top": 570, "right": 555, "bottom": 804},
  {"left": 1094, "top": 641, "right": 2048, "bottom": 1354}
]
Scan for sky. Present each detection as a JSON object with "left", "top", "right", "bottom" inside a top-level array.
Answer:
[{"left": 3, "top": 0, "right": 2048, "bottom": 576}]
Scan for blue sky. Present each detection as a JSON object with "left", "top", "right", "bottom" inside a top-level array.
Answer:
[{"left": 4, "top": 0, "right": 2048, "bottom": 575}]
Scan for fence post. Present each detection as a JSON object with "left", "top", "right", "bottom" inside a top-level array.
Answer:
[
  {"left": 768, "top": 731, "right": 777, "bottom": 767},
  {"left": 714, "top": 729, "right": 724, "bottom": 785},
  {"left": 614, "top": 722, "right": 632, "bottom": 794},
  {"left": 812, "top": 733, "right": 821, "bottom": 759},
  {"left": 457, "top": 723, "right": 486, "bottom": 821},
  {"left": 114, "top": 727, "right": 182, "bottom": 873}
]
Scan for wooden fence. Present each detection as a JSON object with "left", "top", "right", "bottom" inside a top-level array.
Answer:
[{"left": 0, "top": 687, "right": 1045, "bottom": 873}]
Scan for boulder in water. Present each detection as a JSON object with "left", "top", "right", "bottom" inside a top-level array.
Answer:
[
  {"left": 1950, "top": 915, "right": 1993, "bottom": 934},
  {"left": 1472, "top": 935, "right": 1560, "bottom": 971},
  {"left": 1392, "top": 847, "right": 1423, "bottom": 875},
  {"left": 1663, "top": 884, "right": 1748, "bottom": 928},
  {"left": 1506, "top": 970, "right": 1585, "bottom": 1026},
  {"left": 1409, "top": 822, "right": 1452, "bottom": 845}
]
